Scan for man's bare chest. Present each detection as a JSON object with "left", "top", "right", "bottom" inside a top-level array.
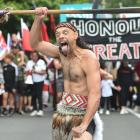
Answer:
[{"left": 61, "top": 58, "right": 85, "bottom": 82}]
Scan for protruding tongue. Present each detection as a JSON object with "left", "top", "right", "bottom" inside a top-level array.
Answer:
[{"left": 61, "top": 45, "right": 69, "bottom": 56}]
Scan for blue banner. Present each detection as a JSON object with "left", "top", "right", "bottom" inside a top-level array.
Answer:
[{"left": 60, "top": 3, "right": 93, "bottom": 22}]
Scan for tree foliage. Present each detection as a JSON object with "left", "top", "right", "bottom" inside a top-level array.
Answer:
[
  {"left": 0, "top": 0, "right": 90, "bottom": 36},
  {"left": 1, "top": 0, "right": 140, "bottom": 37},
  {"left": 104, "top": 0, "right": 140, "bottom": 8}
]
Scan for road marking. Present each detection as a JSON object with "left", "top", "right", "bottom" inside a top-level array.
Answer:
[{"left": 126, "top": 108, "right": 140, "bottom": 119}]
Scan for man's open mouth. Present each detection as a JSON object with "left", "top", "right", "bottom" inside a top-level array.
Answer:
[
  {"left": 60, "top": 42, "right": 69, "bottom": 48},
  {"left": 59, "top": 42, "right": 70, "bottom": 56}
]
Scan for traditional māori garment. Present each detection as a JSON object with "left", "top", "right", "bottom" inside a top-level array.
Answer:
[{"left": 52, "top": 92, "right": 103, "bottom": 140}]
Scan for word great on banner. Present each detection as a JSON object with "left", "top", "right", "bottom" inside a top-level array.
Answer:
[{"left": 68, "top": 17, "right": 140, "bottom": 61}]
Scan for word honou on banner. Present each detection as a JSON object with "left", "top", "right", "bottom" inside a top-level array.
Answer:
[{"left": 68, "top": 17, "right": 140, "bottom": 61}]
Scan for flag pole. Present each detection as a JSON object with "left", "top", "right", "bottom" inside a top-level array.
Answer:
[
  {"left": 1, "top": 7, "right": 140, "bottom": 23},
  {"left": 1, "top": 7, "right": 140, "bottom": 16},
  {"left": 92, "top": 0, "right": 99, "bottom": 18}
]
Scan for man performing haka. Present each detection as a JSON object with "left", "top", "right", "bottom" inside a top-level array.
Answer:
[{"left": 30, "top": 7, "right": 101, "bottom": 140}]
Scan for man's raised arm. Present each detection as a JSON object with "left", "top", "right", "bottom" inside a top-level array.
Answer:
[{"left": 30, "top": 7, "right": 59, "bottom": 58}]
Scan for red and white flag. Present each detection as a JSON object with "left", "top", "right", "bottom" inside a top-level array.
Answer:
[
  {"left": 0, "top": 30, "right": 7, "bottom": 60},
  {"left": 41, "top": 22, "right": 49, "bottom": 41},
  {"left": 7, "top": 33, "right": 12, "bottom": 53},
  {"left": 50, "top": 14, "right": 56, "bottom": 33},
  {"left": 21, "top": 18, "right": 33, "bottom": 51},
  {"left": 0, "top": 31, "right": 6, "bottom": 49}
]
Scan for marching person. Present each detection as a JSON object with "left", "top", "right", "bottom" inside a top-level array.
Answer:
[{"left": 30, "top": 7, "right": 101, "bottom": 140}]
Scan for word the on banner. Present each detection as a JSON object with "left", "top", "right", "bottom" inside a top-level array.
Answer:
[{"left": 68, "top": 17, "right": 140, "bottom": 60}]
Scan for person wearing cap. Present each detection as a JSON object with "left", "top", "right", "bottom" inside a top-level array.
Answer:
[{"left": 30, "top": 7, "right": 101, "bottom": 140}]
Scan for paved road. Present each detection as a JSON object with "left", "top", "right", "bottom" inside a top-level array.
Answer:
[
  {"left": 0, "top": 106, "right": 140, "bottom": 140},
  {"left": 0, "top": 107, "right": 53, "bottom": 140},
  {"left": 102, "top": 111, "right": 140, "bottom": 140}
]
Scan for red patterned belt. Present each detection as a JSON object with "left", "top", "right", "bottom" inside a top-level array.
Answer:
[{"left": 62, "top": 92, "right": 88, "bottom": 109}]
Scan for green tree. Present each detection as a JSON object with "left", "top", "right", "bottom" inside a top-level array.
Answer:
[
  {"left": 0, "top": 0, "right": 90, "bottom": 37},
  {"left": 1, "top": 0, "right": 140, "bottom": 37},
  {"left": 103, "top": 0, "right": 140, "bottom": 8}
]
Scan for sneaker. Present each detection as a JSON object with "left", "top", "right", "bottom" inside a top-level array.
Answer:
[
  {"left": 120, "top": 108, "right": 125, "bottom": 114},
  {"left": 8, "top": 108, "right": 15, "bottom": 117},
  {"left": 1, "top": 109, "right": 8, "bottom": 116},
  {"left": 124, "top": 108, "right": 128, "bottom": 114},
  {"left": 0, "top": 89, "right": 5, "bottom": 95},
  {"left": 1, "top": 110, "right": 8, "bottom": 116},
  {"left": 18, "top": 110, "right": 25, "bottom": 115},
  {"left": 134, "top": 106, "right": 139, "bottom": 113},
  {"left": 120, "top": 107, "right": 128, "bottom": 115},
  {"left": 105, "top": 110, "right": 110, "bottom": 115},
  {"left": 99, "top": 108, "right": 104, "bottom": 114},
  {"left": 37, "top": 110, "right": 44, "bottom": 117},
  {"left": 30, "top": 110, "right": 37, "bottom": 116}
]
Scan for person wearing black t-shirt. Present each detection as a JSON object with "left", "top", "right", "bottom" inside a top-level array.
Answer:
[{"left": 2, "top": 54, "right": 16, "bottom": 116}]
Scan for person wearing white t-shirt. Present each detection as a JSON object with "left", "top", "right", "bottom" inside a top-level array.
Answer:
[
  {"left": 99, "top": 78, "right": 121, "bottom": 115},
  {"left": 30, "top": 51, "right": 46, "bottom": 117},
  {"left": 24, "top": 53, "right": 34, "bottom": 112}
]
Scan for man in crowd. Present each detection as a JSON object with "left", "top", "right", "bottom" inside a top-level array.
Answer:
[{"left": 30, "top": 51, "right": 46, "bottom": 117}]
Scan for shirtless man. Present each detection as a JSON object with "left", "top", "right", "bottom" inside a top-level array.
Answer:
[{"left": 30, "top": 7, "right": 100, "bottom": 140}]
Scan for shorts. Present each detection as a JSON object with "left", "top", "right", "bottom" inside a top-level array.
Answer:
[
  {"left": 16, "top": 80, "right": 25, "bottom": 96},
  {"left": 24, "top": 84, "right": 33, "bottom": 96},
  {"left": 4, "top": 84, "right": 15, "bottom": 93},
  {"left": 87, "top": 119, "right": 96, "bottom": 136}
]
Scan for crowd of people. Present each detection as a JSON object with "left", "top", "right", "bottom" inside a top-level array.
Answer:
[
  {"left": 99, "top": 61, "right": 140, "bottom": 115},
  {"left": 0, "top": 33, "right": 140, "bottom": 118},
  {"left": 0, "top": 33, "right": 52, "bottom": 117}
]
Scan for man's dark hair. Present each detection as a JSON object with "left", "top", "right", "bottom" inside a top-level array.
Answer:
[
  {"left": 32, "top": 51, "right": 40, "bottom": 58},
  {"left": 76, "top": 37, "right": 89, "bottom": 49}
]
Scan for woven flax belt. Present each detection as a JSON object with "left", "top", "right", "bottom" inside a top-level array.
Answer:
[{"left": 52, "top": 92, "right": 88, "bottom": 139}]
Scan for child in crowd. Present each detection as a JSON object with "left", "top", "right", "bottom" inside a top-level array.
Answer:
[
  {"left": 132, "top": 73, "right": 140, "bottom": 113},
  {"left": 99, "top": 70, "right": 121, "bottom": 115},
  {"left": 24, "top": 53, "right": 34, "bottom": 112}
]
